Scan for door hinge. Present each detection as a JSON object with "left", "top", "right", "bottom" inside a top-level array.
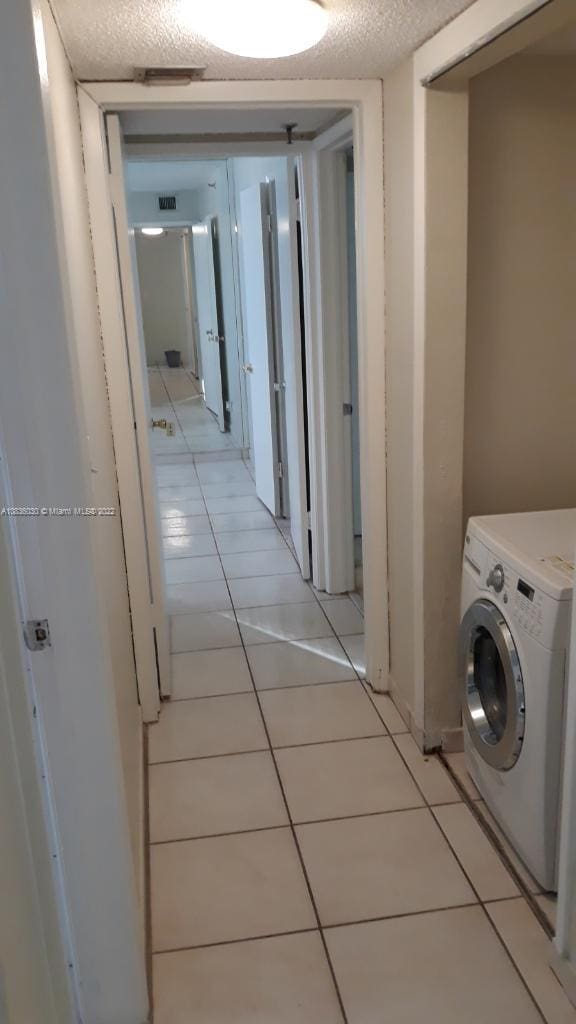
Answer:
[
  {"left": 277, "top": 461, "right": 284, "bottom": 479},
  {"left": 294, "top": 198, "right": 302, "bottom": 222},
  {"left": 24, "top": 619, "right": 51, "bottom": 652},
  {"left": 273, "top": 381, "right": 287, "bottom": 392},
  {"left": 343, "top": 402, "right": 353, "bottom": 416},
  {"left": 267, "top": 213, "right": 273, "bottom": 234},
  {"left": 307, "top": 510, "right": 312, "bottom": 530}
]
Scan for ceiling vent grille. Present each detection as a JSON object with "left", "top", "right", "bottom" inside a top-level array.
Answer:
[{"left": 158, "top": 195, "right": 177, "bottom": 211}]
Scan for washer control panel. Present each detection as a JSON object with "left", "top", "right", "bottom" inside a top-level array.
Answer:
[{"left": 483, "top": 557, "right": 568, "bottom": 649}]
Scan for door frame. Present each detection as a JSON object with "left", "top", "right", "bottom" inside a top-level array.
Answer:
[
  {"left": 78, "top": 79, "right": 390, "bottom": 692},
  {"left": 78, "top": 97, "right": 165, "bottom": 720},
  {"left": 298, "top": 114, "right": 356, "bottom": 595}
]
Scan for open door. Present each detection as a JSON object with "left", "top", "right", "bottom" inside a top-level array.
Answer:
[
  {"left": 192, "top": 218, "right": 226, "bottom": 431},
  {"left": 280, "top": 161, "right": 311, "bottom": 578},
  {"left": 103, "top": 114, "right": 170, "bottom": 709},
  {"left": 238, "top": 183, "right": 281, "bottom": 516}
]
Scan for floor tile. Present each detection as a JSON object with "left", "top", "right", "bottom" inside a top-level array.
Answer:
[
  {"left": 216, "top": 529, "right": 288, "bottom": 554},
  {"left": 161, "top": 515, "right": 211, "bottom": 538},
  {"left": 156, "top": 497, "right": 203, "bottom": 520},
  {"left": 340, "top": 634, "right": 366, "bottom": 677},
  {"left": 166, "top": 580, "right": 232, "bottom": 615},
  {"left": 170, "top": 647, "right": 252, "bottom": 700},
  {"left": 296, "top": 809, "right": 475, "bottom": 926},
  {"left": 170, "top": 610, "right": 240, "bottom": 653},
  {"left": 260, "top": 681, "right": 385, "bottom": 748},
  {"left": 200, "top": 481, "right": 257, "bottom": 499},
  {"left": 151, "top": 828, "right": 315, "bottom": 950},
  {"left": 393, "top": 733, "right": 461, "bottom": 805},
  {"left": 158, "top": 488, "right": 205, "bottom": 508},
  {"left": 364, "top": 687, "right": 409, "bottom": 733},
  {"left": 156, "top": 468, "right": 199, "bottom": 488},
  {"left": 433, "top": 802, "right": 519, "bottom": 901},
  {"left": 160, "top": 502, "right": 212, "bottom": 525},
  {"left": 211, "top": 511, "right": 276, "bottom": 533},
  {"left": 320, "top": 597, "right": 364, "bottom": 636},
  {"left": 276, "top": 737, "right": 424, "bottom": 823},
  {"left": 247, "top": 638, "right": 357, "bottom": 690},
  {"left": 487, "top": 899, "right": 576, "bottom": 1023},
  {"left": 148, "top": 693, "right": 268, "bottom": 764},
  {"left": 154, "top": 453, "right": 196, "bottom": 467},
  {"left": 149, "top": 751, "right": 287, "bottom": 843},
  {"left": 326, "top": 906, "right": 542, "bottom": 1024},
  {"left": 444, "top": 751, "right": 482, "bottom": 800},
  {"left": 221, "top": 549, "right": 299, "bottom": 579},
  {"left": 196, "top": 462, "right": 254, "bottom": 483},
  {"left": 237, "top": 602, "right": 333, "bottom": 646},
  {"left": 476, "top": 801, "right": 543, "bottom": 894},
  {"left": 229, "top": 574, "right": 314, "bottom": 609},
  {"left": 164, "top": 556, "right": 223, "bottom": 586},
  {"left": 162, "top": 534, "right": 217, "bottom": 559},
  {"left": 205, "top": 495, "right": 264, "bottom": 514},
  {"left": 153, "top": 932, "right": 344, "bottom": 1024}
]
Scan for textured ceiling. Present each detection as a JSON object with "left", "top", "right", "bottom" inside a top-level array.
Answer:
[{"left": 52, "top": 0, "right": 476, "bottom": 82}]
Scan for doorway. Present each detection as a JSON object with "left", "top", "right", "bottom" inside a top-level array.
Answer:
[{"left": 79, "top": 81, "right": 388, "bottom": 716}]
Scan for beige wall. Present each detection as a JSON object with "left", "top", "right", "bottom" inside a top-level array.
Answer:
[
  {"left": 383, "top": 60, "right": 416, "bottom": 720},
  {"left": 40, "top": 2, "right": 144, "bottom": 905},
  {"left": 464, "top": 54, "right": 576, "bottom": 524},
  {"left": 135, "top": 229, "right": 192, "bottom": 367}
]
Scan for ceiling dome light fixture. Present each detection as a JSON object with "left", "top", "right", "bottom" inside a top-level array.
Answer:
[
  {"left": 189, "top": 0, "right": 329, "bottom": 59},
  {"left": 141, "top": 227, "right": 165, "bottom": 236}
]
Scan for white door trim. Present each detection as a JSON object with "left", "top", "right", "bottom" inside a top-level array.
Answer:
[
  {"left": 299, "top": 134, "right": 355, "bottom": 595},
  {"left": 78, "top": 92, "right": 164, "bottom": 721},
  {"left": 77, "top": 78, "right": 390, "bottom": 691}
]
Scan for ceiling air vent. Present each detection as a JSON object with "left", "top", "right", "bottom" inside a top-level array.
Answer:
[{"left": 158, "top": 195, "right": 178, "bottom": 212}]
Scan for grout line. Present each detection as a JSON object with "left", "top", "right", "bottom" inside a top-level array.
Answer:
[
  {"left": 439, "top": 754, "right": 555, "bottom": 940},
  {"left": 204, "top": 514, "right": 351, "bottom": 1024},
  {"left": 152, "top": 926, "right": 319, "bottom": 958},
  {"left": 149, "top": 805, "right": 430, "bottom": 848}
]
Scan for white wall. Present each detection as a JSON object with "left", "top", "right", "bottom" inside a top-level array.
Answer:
[
  {"left": 135, "top": 230, "right": 193, "bottom": 367},
  {"left": 464, "top": 54, "right": 576, "bottom": 523}
]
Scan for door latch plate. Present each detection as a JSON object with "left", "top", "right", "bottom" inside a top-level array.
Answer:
[{"left": 24, "top": 619, "right": 51, "bottom": 651}]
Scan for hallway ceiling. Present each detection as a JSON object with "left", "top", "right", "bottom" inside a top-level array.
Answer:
[{"left": 52, "top": 0, "right": 476, "bottom": 82}]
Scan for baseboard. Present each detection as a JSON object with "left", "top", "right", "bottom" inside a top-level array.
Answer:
[
  {"left": 551, "top": 950, "right": 576, "bottom": 1009},
  {"left": 441, "top": 725, "right": 464, "bottom": 753}
]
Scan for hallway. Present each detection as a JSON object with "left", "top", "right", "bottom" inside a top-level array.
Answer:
[
  {"left": 148, "top": 367, "right": 238, "bottom": 457},
  {"left": 147, "top": 444, "right": 571, "bottom": 1022}
]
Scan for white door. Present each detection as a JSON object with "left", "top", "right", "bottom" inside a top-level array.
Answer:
[
  {"left": 192, "top": 219, "right": 226, "bottom": 431},
  {"left": 278, "top": 160, "right": 311, "bottom": 577},
  {"left": 106, "top": 114, "right": 170, "bottom": 703},
  {"left": 239, "top": 183, "right": 280, "bottom": 516}
]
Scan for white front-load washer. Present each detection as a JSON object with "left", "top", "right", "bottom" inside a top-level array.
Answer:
[{"left": 460, "top": 509, "right": 575, "bottom": 891}]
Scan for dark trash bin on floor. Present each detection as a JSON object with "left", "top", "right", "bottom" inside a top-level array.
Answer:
[{"left": 165, "top": 350, "right": 181, "bottom": 368}]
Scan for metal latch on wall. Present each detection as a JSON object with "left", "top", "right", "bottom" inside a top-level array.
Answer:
[
  {"left": 24, "top": 619, "right": 51, "bottom": 651},
  {"left": 343, "top": 403, "right": 353, "bottom": 416}
]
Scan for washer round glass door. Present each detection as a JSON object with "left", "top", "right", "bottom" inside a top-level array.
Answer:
[{"left": 460, "top": 599, "right": 525, "bottom": 771}]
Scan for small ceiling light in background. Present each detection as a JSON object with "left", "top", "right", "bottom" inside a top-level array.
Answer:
[
  {"left": 186, "top": 0, "right": 329, "bottom": 59},
  {"left": 141, "top": 227, "right": 165, "bottom": 236}
]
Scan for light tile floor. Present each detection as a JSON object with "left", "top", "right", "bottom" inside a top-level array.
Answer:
[{"left": 147, "top": 374, "right": 569, "bottom": 1023}]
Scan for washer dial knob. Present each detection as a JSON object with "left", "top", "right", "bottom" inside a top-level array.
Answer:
[{"left": 487, "top": 564, "right": 505, "bottom": 593}]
